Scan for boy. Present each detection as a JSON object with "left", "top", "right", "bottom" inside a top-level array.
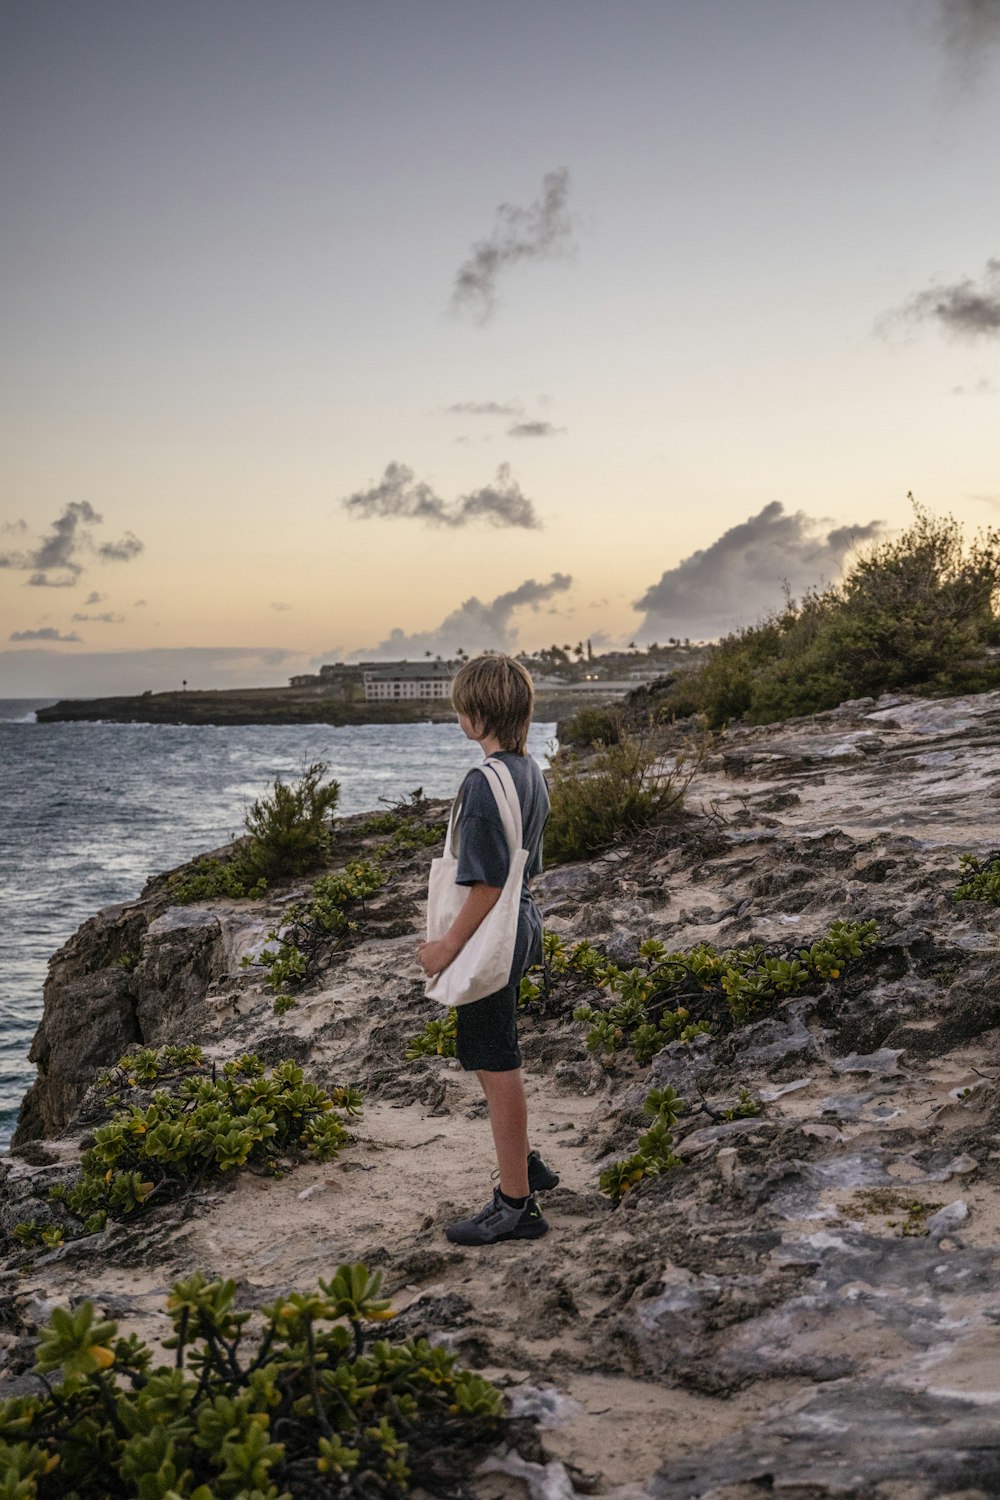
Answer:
[{"left": 417, "top": 654, "right": 558, "bottom": 1245}]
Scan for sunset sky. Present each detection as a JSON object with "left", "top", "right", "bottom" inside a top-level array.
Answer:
[{"left": 2, "top": 0, "right": 999, "bottom": 697}]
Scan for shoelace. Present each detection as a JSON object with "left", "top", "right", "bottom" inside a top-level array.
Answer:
[{"left": 472, "top": 1189, "right": 504, "bottom": 1222}]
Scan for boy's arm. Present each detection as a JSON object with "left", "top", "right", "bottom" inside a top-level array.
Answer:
[{"left": 417, "top": 881, "right": 503, "bottom": 977}]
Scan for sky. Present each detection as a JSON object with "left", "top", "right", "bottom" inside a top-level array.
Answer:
[{"left": 2, "top": 0, "right": 1000, "bottom": 697}]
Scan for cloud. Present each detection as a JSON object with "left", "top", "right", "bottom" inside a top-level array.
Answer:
[
  {"left": 450, "top": 168, "right": 575, "bottom": 323},
  {"left": 98, "top": 532, "right": 144, "bottom": 562},
  {"left": 84, "top": 590, "right": 104, "bottom": 605},
  {"left": 952, "top": 376, "right": 997, "bottom": 394},
  {"left": 0, "top": 502, "right": 144, "bottom": 585},
  {"left": 935, "top": 0, "right": 1000, "bottom": 79},
  {"left": 70, "top": 611, "right": 126, "bottom": 623},
  {"left": 446, "top": 400, "right": 524, "bottom": 417},
  {"left": 28, "top": 572, "right": 78, "bottom": 588},
  {"left": 633, "top": 502, "right": 885, "bottom": 642},
  {"left": 0, "top": 645, "right": 310, "bottom": 697},
  {"left": 507, "top": 420, "right": 564, "bottom": 439},
  {"left": 31, "top": 500, "right": 99, "bottom": 575},
  {"left": 270, "top": 601, "right": 291, "bottom": 611},
  {"left": 10, "top": 627, "right": 83, "bottom": 643},
  {"left": 889, "top": 257, "right": 1000, "bottom": 339},
  {"left": 309, "top": 646, "right": 346, "bottom": 668},
  {"left": 133, "top": 599, "right": 147, "bottom": 606},
  {"left": 341, "top": 461, "right": 540, "bottom": 529},
  {"left": 349, "top": 573, "right": 573, "bottom": 661}
]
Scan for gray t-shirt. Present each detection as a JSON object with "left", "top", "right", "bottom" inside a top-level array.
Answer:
[{"left": 455, "top": 750, "right": 550, "bottom": 896}]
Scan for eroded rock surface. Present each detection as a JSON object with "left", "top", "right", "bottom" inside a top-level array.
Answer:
[{"left": 3, "top": 689, "right": 1000, "bottom": 1498}]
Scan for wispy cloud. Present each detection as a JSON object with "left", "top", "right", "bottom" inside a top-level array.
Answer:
[
  {"left": 633, "top": 502, "right": 885, "bottom": 642},
  {"left": 70, "top": 611, "right": 126, "bottom": 623},
  {"left": 270, "top": 601, "right": 291, "bottom": 611},
  {"left": 341, "top": 461, "right": 540, "bottom": 529},
  {"left": 507, "top": 420, "right": 564, "bottom": 439},
  {"left": 952, "top": 376, "right": 997, "bottom": 394},
  {"left": 446, "top": 400, "right": 524, "bottom": 417},
  {"left": 350, "top": 573, "right": 573, "bottom": 661},
  {"left": 10, "top": 627, "right": 83, "bottom": 643},
  {"left": 887, "top": 257, "right": 1000, "bottom": 339},
  {"left": 0, "top": 502, "right": 145, "bottom": 586},
  {"left": 84, "top": 590, "right": 104, "bottom": 605},
  {"left": 450, "top": 168, "right": 575, "bottom": 324}
]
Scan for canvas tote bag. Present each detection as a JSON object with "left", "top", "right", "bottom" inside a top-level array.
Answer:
[{"left": 425, "top": 757, "right": 528, "bottom": 1007}]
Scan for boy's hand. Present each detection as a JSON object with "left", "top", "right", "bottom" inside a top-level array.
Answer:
[{"left": 417, "top": 938, "right": 458, "bottom": 977}]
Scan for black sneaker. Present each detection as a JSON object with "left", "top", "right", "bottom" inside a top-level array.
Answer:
[
  {"left": 446, "top": 1189, "right": 549, "bottom": 1246},
  {"left": 528, "top": 1150, "right": 560, "bottom": 1192}
]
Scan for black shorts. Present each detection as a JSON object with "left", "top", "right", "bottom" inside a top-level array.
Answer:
[{"left": 454, "top": 902, "right": 542, "bottom": 1073}]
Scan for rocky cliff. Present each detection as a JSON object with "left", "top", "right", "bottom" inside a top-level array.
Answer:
[{"left": 3, "top": 689, "right": 1000, "bottom": 1498}]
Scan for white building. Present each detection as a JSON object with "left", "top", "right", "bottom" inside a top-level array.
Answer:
[{"left": 363, "top": 662, "right": 454, "bottom": 702}]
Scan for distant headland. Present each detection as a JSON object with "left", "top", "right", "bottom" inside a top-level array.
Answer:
[{"left": 33, "top": 642, "right": 708, "bottom": 725}]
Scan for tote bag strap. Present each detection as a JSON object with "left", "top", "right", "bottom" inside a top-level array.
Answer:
[
  {"left": 446, "top": 756, "right": 523, "bottom": 860},
  {"left": 480, "top": 757, "right": 523, "bottom": 856}
]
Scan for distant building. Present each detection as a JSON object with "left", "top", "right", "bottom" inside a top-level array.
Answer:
[
  {"left": 363, "top": 661, "right": 453, "bottom": 702},
  {"left": 289, "top": 674, "right": 320, "bottom": 687}
]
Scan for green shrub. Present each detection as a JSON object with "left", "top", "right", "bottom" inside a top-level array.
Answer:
[
  {"left": 953, "top": 850, "right": 1000, "bottom": 905},
  {"left": 656, "top": 504, "right": 1000, "bottom": 728},
  {"left": 170, "top": 854, "right": 268, "bottom": 903},
  {"left": 0, "top": 1264, "right": 504, "bottom": 1498},
  {"left": 600, "top": 1087, "right": 684, "bottom": 1202},
  {"left": 524, "top": 922, "right": 878, "bottom": 1062},
  {"left": 359, "top": 808, "right": 444, "bottom": 855},
  {"left": 545, "top": 733, "right": 699, "bottom": 864},
  {"left": 16, "top": 1049, "right": 362, "bottom": 1248},
  {"left": 243, "top": 760, "right": 341, "bottom": 877},
  {"left": 244, "top": 859, "right": 387, "bottom": 994},
  {"left": 560, "top": 705, "right": 623, "bottom": 747},
  {"left": 171, "top": 761, "right": 340, "bottom": 903},
  {"left": 722, "top": 1086, "right": 763, "bottom": 1120},
  {"left": 406, "top": 1012, "right": 457, "bottom": 1059}
]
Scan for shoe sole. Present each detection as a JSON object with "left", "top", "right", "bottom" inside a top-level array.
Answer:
[{"left": 446, "top": 1218, "right": 550, "bottom": 1246}]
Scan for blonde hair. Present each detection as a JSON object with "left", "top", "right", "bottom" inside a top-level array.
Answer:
[{"left": 451, "top": 654, "right": 535, "bottom": 755}]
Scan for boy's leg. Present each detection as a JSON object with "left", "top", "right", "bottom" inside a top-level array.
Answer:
[{"left": 477, "top": 1067, "right": 530, "bottom": 1199}]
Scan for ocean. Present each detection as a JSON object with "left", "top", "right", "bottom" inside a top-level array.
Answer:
[{"left": 0, "top": 700, "right": 556, "bottom": 1150}]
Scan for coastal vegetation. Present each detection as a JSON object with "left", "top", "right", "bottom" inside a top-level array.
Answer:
[
  {"left": 171, "top": 762, "right": 341, "bottom": 903},
  {"left": 243, "top": 859, "right": 388, "bottom": 1002},
  {"left": 0, "top": 1265, "right": 504, "bottom": 1498},
  {"left": 544, "top": 921, "right": 879, "bottom": 1045},
  {"left": 557, "top": 703, "right": 624, "bottom": 747},
  {"left": 358, "top": 806, "right": 445, "bottom": 855},
  {"left": 953, "top": 850, "right": 1000, "bottom": 905},
  {"left": 600, "top": 1086, "right": 683, "bottom": 1202},
  {"left": 405, "top": 920, "right": 880, "bottom": 1070},
  {"left": 545, "top": 731, "right": 700, "bottom": 864},
  {"left": 14, "top": 1049, "right": 360, "bottom": 1251},
  {"left": 653, "top": 504, "right": 1000, "bottom": 728}
]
